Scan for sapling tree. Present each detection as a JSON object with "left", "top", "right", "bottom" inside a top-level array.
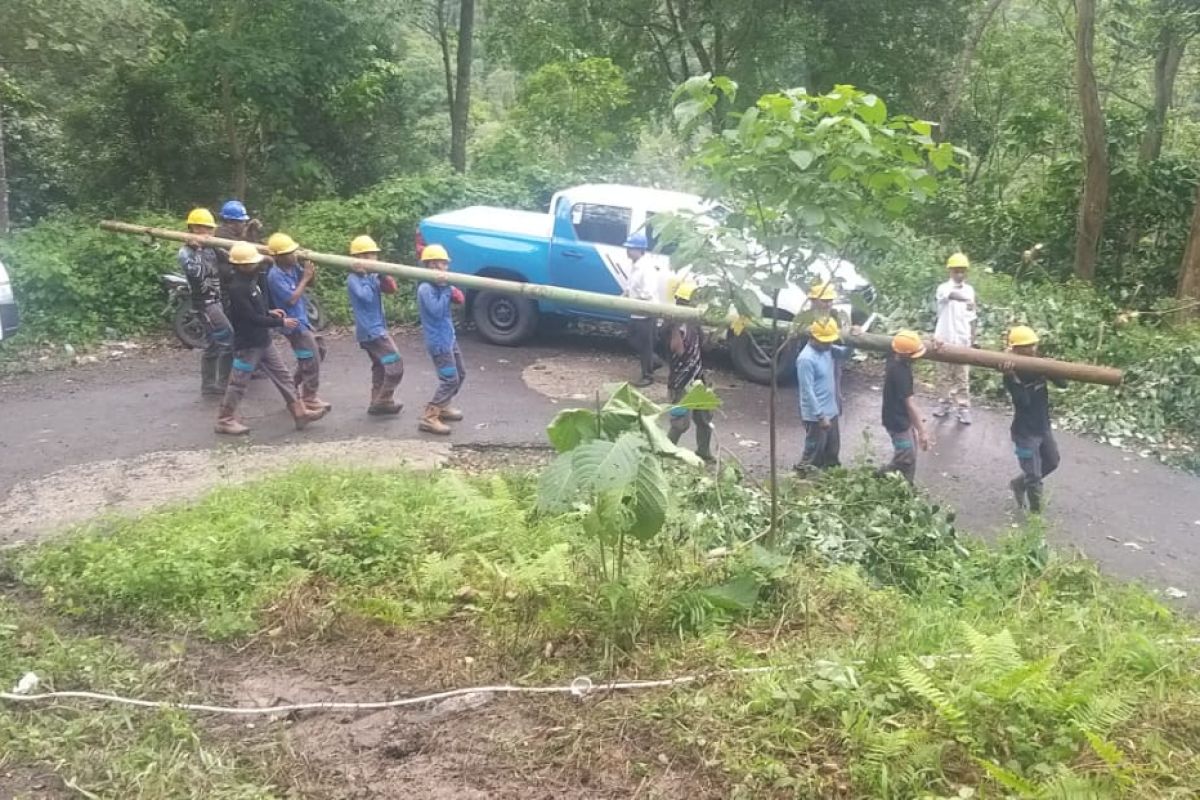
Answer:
[{"left": 659, "top": 77, "right": 964, "bottom": 542}]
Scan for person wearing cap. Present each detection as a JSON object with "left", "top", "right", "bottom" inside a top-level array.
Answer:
[
  {"left": 622, "top": 231, "right": 662, "bottom": 387},
  {"left": 1001, "top": 326, "right": 1066, "bottom": 513},
  {"left": 178, "top": 208, "right": 232, "bottom": 396},
  {"left": 215, "top": 242, "right": 327, "bottom": 435},
  {"left": 415, "top": 244, "right": 466, "bottom": 435},
  {"left": 346, "top": 235, "right": 405, "bottom": 416},
  {"left": 794, "top": 318, "right": 853, "bottom": 470},
  {"left": 266, "top": 232, "right": 330, "bottom": 415},
  {"left": 665, "top": 282, "right": 714, "bottom": 462},
  {"left": 213, "top": 200, "right": 264, "bottom": 288},
  {"left": 806, "top": 282, "right": 852, "bottom": 414},
  {"left": 932, "top": 252, "right": 978, "bottom": 424},
  {"left": 876, "top": 330, "right": 931, "bottom": 484}
]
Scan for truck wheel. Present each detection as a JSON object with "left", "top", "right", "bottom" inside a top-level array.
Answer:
[
  {"left": 729, "top": 331, "right": 800, "bottom": 386},
  {"left": 472, "top": 291, "right": 539, "bottom": 346}
]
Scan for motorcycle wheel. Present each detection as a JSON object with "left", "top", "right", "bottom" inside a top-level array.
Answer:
[
  {"left": 306, "top": 293, "right": 328, "bottom": 331},
  {"left": 173, "top": 303, "right": 209, "bottom": 350}
]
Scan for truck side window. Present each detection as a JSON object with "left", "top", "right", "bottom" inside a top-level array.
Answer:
[{"left": 571, "top": 204, "right": 632, "bottom": 247}]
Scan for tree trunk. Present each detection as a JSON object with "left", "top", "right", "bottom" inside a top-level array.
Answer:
[
  {"left": 1073, "top": 0, "right": 1108, "bottom": 282},
  {"left": 0, "top": 100, "right": 9, "bottom": 235},
  {"left": 1139, "top": 25, "right": 1186, "bottom": 165},
  {"left": 449, "top": 0, "right": 475, "bottom": 173},
  {"left": 939, "top": 0, "right": 1009, "bottom": 139},
  {"left": 435, "top": 0, "right": 455, "bottom": 118},
  {"left": 219, "top": 72, "right": 248, "bottom": 199},
  {"left": 1177, "top": 180, "right": 1200, "bottom": 316}
]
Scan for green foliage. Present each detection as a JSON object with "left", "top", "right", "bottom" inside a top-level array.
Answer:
[
  {"left": 513, "top": 58, "right": 636, "bottom": 160},
  {"left": 0, "top": 210, "right": 177, "bottom": 342},
  {"left": 0, "top": 599, "right": 280, "bottom": 798}
]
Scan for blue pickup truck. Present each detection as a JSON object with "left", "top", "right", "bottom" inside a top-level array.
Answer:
[{"left": 418, "top": 183, "right": 874, "bottom": 384}]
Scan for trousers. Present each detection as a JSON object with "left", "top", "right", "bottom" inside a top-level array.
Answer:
[
  {"left": 430, "top": 344, "right": 466, "bottom": 406},
  {"left": 628, "top": 317, "right": 659, "bottom": 378},
  {"left": 283, "top": 327, "right": 323, "bottom": 398},
  {"left": 937, "top": 362, "right": 971, "bottom": 408},
  {"left": 667, "top": 382, "right": 713, "bottom": 459},
  {"left": 220, "top": 342, "right": 297, "bottom": 413},
  {"left": 361, "top": 334, "right": 404, "bottom": 404},
  {"left": 877, "top": 431, "right": 917, "bottom": 484},
  {"left": 1013, "top": 431, "right": 1060, "bottom": 512},
  {"left": 798, "top": 418, "right": 841, "bottom": 469}
]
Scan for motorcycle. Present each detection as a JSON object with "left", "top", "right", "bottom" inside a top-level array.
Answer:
[{"left": 159, "top": 273, "right": 326, "bottom": 349}]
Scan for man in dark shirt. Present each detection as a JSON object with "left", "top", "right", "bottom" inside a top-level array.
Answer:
[
  {"left": 177, "top": 208, "right": 231, "bottom": 395},
  {"left": 216, "top": 242, "right": 326, "bottom": 435},
  {"left": 1001, "top": 326, "right": 1066, "bottom": 513},
  {"left": 876, "top": 330, "right": 930, "bottom": 484},
  {"left": 665, "top": 283, "right": 713, "bottom": 463}
]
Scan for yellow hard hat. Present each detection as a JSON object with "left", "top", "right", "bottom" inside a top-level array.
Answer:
[
  {"left": 420, "top": 243, "right": 450, "bottom": 262},
  {"left": 673, "top": 282, "right": 696, "bottom": 302},
  {"left": 350, "top": 235, "right": 380, "bottom": 255},
  {"left": 267, "top": 232, "right": 299, "bottom": 256},
  {"left": 892, "top": 329, "right": 926, "bottom": 358},
  {"left": 1008, "top": 325, "right": 1039, "bottom": 347},
  {"left": 809, "top": 318, "right": 840, "bottom": 343},
  {"left": 228, "top": 241, "right": 264, "bottom": 266},
  {"left": 946, "top": 252, "right": 970, "bottom": 269},
  {"left": 186, "top": 208, "right": 216, "bottom": 228},
  {"left": 808, "top": 283, "right": 837, "bottom": 301}
]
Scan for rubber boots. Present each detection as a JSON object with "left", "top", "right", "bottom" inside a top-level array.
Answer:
[
  {"left": 214, "top": 408, "right": 249, "bottom": 436},
  {"left": 201, "top": 354, "right": 223, "bottom": 396},
  {"left": 419, "top": 404, "right": 451, "bottom": 435},
  {"left": 291, "top": 400, "right": 326, "bottom": 430},
  {"left": 439, "top": 406, "right": 464, "bottom": 421}
]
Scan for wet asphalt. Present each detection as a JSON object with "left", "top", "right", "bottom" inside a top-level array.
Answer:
[{"left": 0, "top": 326, "right": 1196, "bottom": 608}]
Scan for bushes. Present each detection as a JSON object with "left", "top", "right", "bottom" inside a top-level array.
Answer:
[{"left": 0, "top": 211, "right": 178, "bottom": 343}]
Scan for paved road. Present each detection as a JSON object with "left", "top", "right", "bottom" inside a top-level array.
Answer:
[{"left": 1, "top": 327, "right": 1196, "bottom": 604}]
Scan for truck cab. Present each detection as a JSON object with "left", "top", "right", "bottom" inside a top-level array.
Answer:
[{"left": 418, "top": 183, "right": 874, "bottom": 383}]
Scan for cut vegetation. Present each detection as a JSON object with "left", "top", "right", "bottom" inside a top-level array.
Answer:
[{"left": 3, "top": 463, "right": 1199, "bottom": 798}]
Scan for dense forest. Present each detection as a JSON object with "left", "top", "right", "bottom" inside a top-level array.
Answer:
[{"left": 4, "top": 0, "right": 1200, "bottom": 305}]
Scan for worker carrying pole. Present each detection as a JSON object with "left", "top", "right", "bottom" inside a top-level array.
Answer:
[{"left": 99, "top": 220, "right": 1123, "bottom": 387}]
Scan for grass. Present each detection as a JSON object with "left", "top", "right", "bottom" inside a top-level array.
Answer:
[{"left": 3, "top": 464, "right": 1200, "bottom": 798}]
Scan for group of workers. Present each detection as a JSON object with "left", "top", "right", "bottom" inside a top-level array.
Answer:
[
  {"left": 178, "top": 201, "right": 465, "bottom": 437},
  {"left": 792, "top": 251, "right": 1063, "bottom": 513},
  {"left": 180, "top": 206, "right": 1060, "bottom": 514}
]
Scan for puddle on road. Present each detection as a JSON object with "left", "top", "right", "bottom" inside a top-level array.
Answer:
[{"left": 0, "top": 438, "right": 450, "bottom": 547}]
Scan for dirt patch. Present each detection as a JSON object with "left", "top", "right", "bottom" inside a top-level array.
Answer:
[
  {"left": 449, "top": 444, "right": 554, "bottom": 473},
  {"left": 521, "top": 352, "right": 672, "bottom": 404},
  {"left": 0, "top": 767, "right": 69, "bottom": 800},
  {"left": 0, "top": 438, "right": 450, "bottom": 547},
  {"left": 163, "top": 625, "right": 719, "bottom": 800}
]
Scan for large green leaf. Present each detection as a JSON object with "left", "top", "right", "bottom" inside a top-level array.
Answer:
[
  {"left": 699, "top": 573, "right": 760, "bottom": 612},
  {"left": 546, "top": 408, "right": 600, "bottom": 453},
  {"left": 639, "top": 414, "right": 703, "bottom": 466},
  {"left": 604, "top": 383, "right": 663, "bottom": 417},
  {"left": 571, "top": 433, "right": 643, "bottom": 495},
  {"left": 628, "top": 454, "right": 669, "bottom": 541},
  {"left": 676, "top": 383, "right": 722, "bottom": 411},
  {"left": 537, "top": 452, "right": 578, "bottom": 513}
]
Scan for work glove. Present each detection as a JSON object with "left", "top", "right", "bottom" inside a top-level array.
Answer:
[{"left": 451, "top": 287, "right": 465, "bottom": 305}]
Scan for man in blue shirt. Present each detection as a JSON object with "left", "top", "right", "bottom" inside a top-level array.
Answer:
[
  {"left": 795, "top": 318, "right": 853, "bottom": 470},
  {"left": 415, "top": 244, "right": 466, "bottom": 435},
  {"left": 266, "top": 232, "right": 330, "bottom": 415},
  {"left": 346, "top": 235, "right": 404, "bottom": 416}
]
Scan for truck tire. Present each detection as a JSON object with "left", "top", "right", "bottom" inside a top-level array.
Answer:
[
  {"left": 472, "top": 290, "right": 539, "bottom": 346},
  {"left": 729, "top": 330, "right": 800, "bottom": 386}
]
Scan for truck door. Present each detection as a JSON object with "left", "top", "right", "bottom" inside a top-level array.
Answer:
[{"left": 549, "top": 199, "right": 631, "bottom": 319}]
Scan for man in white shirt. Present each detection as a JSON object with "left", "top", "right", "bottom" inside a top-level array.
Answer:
[
  {"left": 932, "top": 252, "right": 978, "bottom": 424},
  {"left": 623, "top": 232, "right": 661, "bottom": 386}
]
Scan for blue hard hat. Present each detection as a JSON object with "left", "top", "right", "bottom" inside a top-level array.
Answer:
[
  {"left": 624, "top": 232, "right": 649, "bottom": 250},
  {"left": 220, "top": 200, "right": 250, "bottom": 222}
]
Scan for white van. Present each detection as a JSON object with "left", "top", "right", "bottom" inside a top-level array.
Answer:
[{"left": 0, "top": 259, "right": 20, "bottom": 341}]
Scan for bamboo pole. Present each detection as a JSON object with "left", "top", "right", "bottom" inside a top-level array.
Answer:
[
  {"left": 100, "top": 220, "right": 1124, "bottom": 386},
  {"left": 843, "top": 332, "right": 1123, "bottom": 386}
]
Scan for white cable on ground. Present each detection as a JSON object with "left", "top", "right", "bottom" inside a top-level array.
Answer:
[{"left": 0, "top": 666, "right": 785, "bottom": 717}]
